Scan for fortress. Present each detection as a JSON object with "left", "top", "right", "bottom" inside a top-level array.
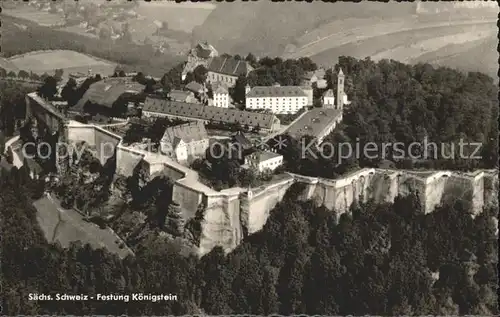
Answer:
[
  {"left": 64, "top": 121, "right": 498, "bottom": 256},
  {"left": 24, "top": 91, "right": 498, "bottom": 256}
]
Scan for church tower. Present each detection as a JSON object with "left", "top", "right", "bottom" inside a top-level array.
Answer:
[{"left": 336, "top": 67, "right": 345, "bottom": 110}]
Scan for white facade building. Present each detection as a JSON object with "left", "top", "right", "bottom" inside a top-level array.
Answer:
[
  {"left": 211, "top": 83, "right": 230, "bottom": 108},
  {"left": 323, "top": 89, "right": 335, "bottom": 106},
  {"left": 245, "top": 150, "right": 283, "bottom": 172},
  {"left": 245, "top": 85, "right": 308, "bottom": 114},
  {"left": 160, "top": 121, "right": 209, "bottom": 164}
]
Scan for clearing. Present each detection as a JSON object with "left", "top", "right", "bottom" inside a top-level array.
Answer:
[
  {"left": 7, "top": 50, "right": 117, "bottom": 77},
  {"left": 34, "top": 194, "right": 132, "bottom": 259}
]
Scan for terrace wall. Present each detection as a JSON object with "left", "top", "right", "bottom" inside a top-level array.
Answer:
[{"left": 65, "top": 123, "right": 498, "bottom": 256}]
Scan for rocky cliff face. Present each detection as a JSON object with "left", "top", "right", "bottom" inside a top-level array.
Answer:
[{"left": 66, "top": 124, "right": 498, "bottom": 257}]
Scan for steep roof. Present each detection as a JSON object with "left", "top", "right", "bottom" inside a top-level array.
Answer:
[
  {"left": 212, "top": 82, "right": 228, "bottom": 94},
  {"left": 75, "top": 78, "right": 144, "bottom": 110},
  {"left": 257, "top": 150, "right": 282, "bottom": 162},
  {"left": 143, "top": 97, "right": 277, "bottom": 130},
  {"left": 301, "top": 69, "right": 325, "bottom": 81},
  {"left": 246, "top": 86, "right": 307, "bottom": 98},
  {"left": 207, "top": 56, "right": 252, "bottom": 77},
  {"left": 324, "top": 89, "right": 335, "bottom": 97},
  {"left": 286, "top": 108, "right": 342, "bottom": 141},
  {"left": 161, "top": 121, "right": 208, "bottom": 146},
  {"left": 232, "top": 131, "right": 253, "bottom": 150}
]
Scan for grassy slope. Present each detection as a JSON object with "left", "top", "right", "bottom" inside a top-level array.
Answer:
[
  {"left": 193, "top": 3, "right": 496, "bottom": 79},
  {"left": 417, "top": 36, "right": 498, "bottom": 79},
  {"left": 0, "top": 57, "right": 20, "bottom": 72},
  {"left": 192, "top": 2, "right": 416, "bottom": 57},
  {"left": 0, "top": 14, "right": 183, "bottom": 77},
  {"left": 6, "top": 48, "right": 117, "bottom": 77}
]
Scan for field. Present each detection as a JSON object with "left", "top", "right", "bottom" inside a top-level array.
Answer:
[
  {"left": 416, "top": 37, "right": 498, "bottom": 78},
  {"left": 0, "top": 57, "right": 19, "bottom": 73},
  {"left": 7, "top": 50, "right": 117, "bottom": 78},
  {"left": 2, "top": 7, "right": 65, "bottom": 27},
  {"left": 193, "top": 2, "right": 497, "bottom": 78},
  {"left": 285, "top": 17, "right": 496, "bottom": 59},
  {"left": 135, "top": 2, "right": 215, "bottom": 32},
  {"left": 305, "top": 21, "right": 497, "bottom": 79},
  {"left": 192, "top": 2, "right": 418, "bottom": 57},
  {"left": 34, "top": 195, "right": 132, "bottom": 258}
]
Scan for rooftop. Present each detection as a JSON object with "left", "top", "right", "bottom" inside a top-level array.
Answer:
[
  {"left": 302, "top": 68, "right": 326, "bottom": 80},
  {"left": 246, "top": 86, "right": 307, "bottom": 98},
  {"left": 27, "top": 92, "right": 66, "bottom": 120},
  {"left": 285, "top": 108, "right": 342, "bottom": 140},
  {"left": 255, "top": 150, "right": 282, "bottom": 162},
  {"left": 232, "top": 131, "right": 253, "bottom": 150},
  {"left": 207, "top": 56, "right": 252, "bottom": 77},
  {"left": 212, "top": 82, "right": 229, "bottom": 94},
  {"left": 161, "top": 121, "right": 208, "bottom": 147},
  {"left": 169, "top": 90, "right": 193, "bottom": 102},
  {"left": 74, "top": 77, "right": 145, "bottom": 110},
  {"left": 143, "top": 97, "right": 278, "bottom": 130},
  {"left": 324, "top": 89, "right": 335, "bottom": 97}
]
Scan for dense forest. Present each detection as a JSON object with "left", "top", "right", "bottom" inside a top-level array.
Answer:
[
  {"left": 0, "top": 80, "right": 35, "bottom": 136},
  {"left": 269, "top": 56, "right": 499, "bottom": 178},
  {"left": 1, "top": 166, "right": 497, "bottom": 315}
]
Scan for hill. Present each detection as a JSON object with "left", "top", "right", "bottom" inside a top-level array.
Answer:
[
  {"left": 192, "top": 2, "right": 417, "bottom": 57},
  {"left": 193, "top": 2, "right": 497, "bottom": 78},
  {"left": 0, "top": 14, "right": 183, "bottom": 77},
  {"left": 306, "top": 20, "right": 497, "bottom": 79},
  {"left": 0, "top": 57, "right": 19, "bottom": 73},
  {"left": 416, "top": 36, "right": 498, "bottom": 79}
]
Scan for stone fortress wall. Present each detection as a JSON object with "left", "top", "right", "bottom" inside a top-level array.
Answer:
[{"left": 66, "top": 122, "right": 499, "bottom": 256}]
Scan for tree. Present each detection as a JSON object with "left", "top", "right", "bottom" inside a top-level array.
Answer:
[
  {"left": 17, "top": 70, "right": 30, "bottom": 79},
  {"left": 5, "top": 146, "right": 14, "bottom": 164},
  {"left": 0, "top": 67, "right": 6, "bottom": 77},
  {"left": 98, "top": 27, "right": 111, "bottom": 41},
  {"left": 61, "top": 78, "right": 78, "bottom": 106},
  {"left": 245, "top": 53, "right": 258, "bottom": 67},
  {"left": 133, "top": 72, "right": 147, "bottom": 85},
  {"left": 54, "top": 69, "right": 64, "bottom": 81},
  {"left": 37, "top": 76, "right": 58, "bottom": 100},
  {"left": 231, "top": 75, "right": 247, "bottom": 105},
  {"left": 0, "top": 129, "right": 5, "bottom": 155},
  {"left": 7, "top": 71, "right": 16, "bottom": 78},
  {"left": 193, "top": 65, "right": 208, "bottom": 84}
]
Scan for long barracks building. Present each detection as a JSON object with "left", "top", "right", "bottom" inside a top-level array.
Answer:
[{"left": 142, "top": 97, "right": 281, "bottom": 132}]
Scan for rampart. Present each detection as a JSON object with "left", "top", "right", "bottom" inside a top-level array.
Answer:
[{"left": 65, "top": 123, "right": 499, "bottom": 256}]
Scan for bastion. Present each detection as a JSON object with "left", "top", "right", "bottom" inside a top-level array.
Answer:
[{"left": 64, "top": 122, "right": 498, "bottom": 256}]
